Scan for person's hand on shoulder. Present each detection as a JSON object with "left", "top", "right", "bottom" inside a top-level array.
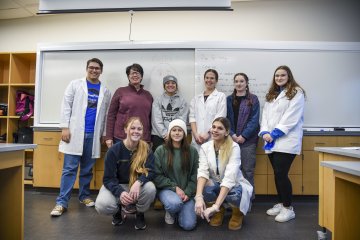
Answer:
[
  {"left": 105, "top": 139, "right": 113, "bottom": 148},
  {"left": 163, "top": 134, "right": 169, "bottom": 142}
]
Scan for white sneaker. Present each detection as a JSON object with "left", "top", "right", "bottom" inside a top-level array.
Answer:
[
  {"left": 80, "top": 198, "right": 95, "bottom": 207},
  {"left": 164, "top": 211, "right": 175, "bottom": 225},
  {"left": 275, "top": 206, "right": 295, "bottom": 222},
  {"left": 50, "top": 205, "right": 66, "bottom": 216},
  {"left": 266, "top": 203, "right": 283, "bottom": 216}
]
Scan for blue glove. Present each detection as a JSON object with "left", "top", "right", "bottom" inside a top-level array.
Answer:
[
  {"left": 263, "top": 128, "right": 285, "bottom": 150},
  {"left": 270, "top": 128, "right": 285, "bottom": 140},
  {"left": 263, "top": 141, "right": 275, "bottom": 150}
]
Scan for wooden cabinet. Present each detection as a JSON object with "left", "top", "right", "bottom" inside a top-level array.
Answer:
[
  {"left": 33, "top": 131, "right": 95, "bottom": 189},
  {"left": 0, "top": 52, "right": 36, "bottom": 184},
  {"left": 302, "top": 136, "right": 360, "bottom": 195},
  {"left": 302, "top": 151, "right": 319, "bottom": 195},
  {"left": 337, "top": 136, "right": 360, "bottom": 147},
  {"left": 267, "top": 174, "right": 303, "bottom": 195},
  {"left": 255, "top": 139, "right": 303, "bottom": 195},
  {"left": 94, "top": 151, "right": 106, "bottom": 189},
  {"left": 254, "top": 154, "right": 268, "bottom": 194},
  {"left": 302, "top": 136, "right": 337, "bottom": 195},
  {"left": 254, "top": 136, "right": 360, "bottom": 195}
]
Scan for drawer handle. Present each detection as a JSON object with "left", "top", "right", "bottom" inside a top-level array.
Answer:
[
  {"left": 315, "top": 142, "right": 325, "bottom": 145},
  {"left": 350, "top": 143, "right": 359, "bottom": 145},
  {"left": 43, "top": 137, "right": 54, "bottom": 141}
]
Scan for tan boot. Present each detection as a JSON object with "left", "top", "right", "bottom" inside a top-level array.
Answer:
[
  {"left": 207, "top": 203, "right": 225, "bottom": 227},
  {"left": 153, "top": 198, "right": 163, "bottom": 210},
  {"left": 228, "top": 207, "right": 244, "bottom": 230}
]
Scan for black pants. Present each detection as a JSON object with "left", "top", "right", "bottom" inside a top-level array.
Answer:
[
  {"left": 268, "top": 152, "right": 296, "bottom": 207},
  {"left": 151, "top": 135, "right": 164, "bottom": 153}
]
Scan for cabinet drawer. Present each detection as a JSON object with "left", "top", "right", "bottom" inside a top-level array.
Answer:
[
  {"left": 255, "top": 154, "right": 268, "bottom": 175},
  {"left": 337, "top": 136, "right": 360, "bottom": 147},
  {"left": 34, "top": 131, "right": 61, "bottom": 145},
  {"left": 302, "top": 136, "right": 337, "bottom": 150}
]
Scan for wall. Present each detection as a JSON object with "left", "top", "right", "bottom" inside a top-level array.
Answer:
[{"left": 0, "top": 0, "right": 360, "bottom": 52}]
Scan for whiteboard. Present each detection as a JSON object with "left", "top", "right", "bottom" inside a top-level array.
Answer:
[
  {"left": 35, "top": 41, "right": 360, "bottom": 128},
  {"left": 196, "top": 49, "right": 360, "bottom": 128},
  {"left": 37, "top": 49, "right": 194, "bottom": 125}
]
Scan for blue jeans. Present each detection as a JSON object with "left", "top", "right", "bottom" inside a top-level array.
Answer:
[
  {"left": 56, "top": 133, "right": 96, "bottom": 208},
  {"left": 158, "top": 189, "right": 197, "bottom": 231},
  {"left": 203, "top": 180, "right": 242, "bottom": 207}
]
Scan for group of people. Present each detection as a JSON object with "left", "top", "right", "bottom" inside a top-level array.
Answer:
[{"left": 49, "top": 58, "right": 305, "bottom": 232}]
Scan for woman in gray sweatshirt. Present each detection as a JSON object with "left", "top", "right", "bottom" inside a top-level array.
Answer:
[{"left": 151, "top": 75, "right": 188, "bottom": 152}]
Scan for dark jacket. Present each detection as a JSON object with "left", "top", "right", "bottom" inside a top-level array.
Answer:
[
  {"left": 226, "top": 93, "right": 260, "bottom": 146},
  {"left": 153, "top": 145, "right": 199, "bottom": 198},
  {"left": 103, "top": 140, "right": 155, "bottom": 198}
]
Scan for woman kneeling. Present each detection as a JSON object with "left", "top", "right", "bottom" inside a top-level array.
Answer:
[
  {"left": 95, "top": 117, "right": 156, "bottom": 230},
  {"left": 154, "top": 119, "right": 199, "bottom": 230},
  {"left": 195, "top": 117, "right": 253, "bottom": 230}
]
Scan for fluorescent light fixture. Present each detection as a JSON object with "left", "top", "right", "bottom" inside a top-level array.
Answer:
[{"left": 38, "top": 0, "right": 232, "bottom": 14}]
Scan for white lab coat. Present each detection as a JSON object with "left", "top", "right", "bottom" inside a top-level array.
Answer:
[
  {"left": 198, "top": 141, "right": 253, "bottom": 215},
  {"left": 59, "top": 78, "right": 112, "bottom": 158},
  {"left": 260, "top": 87, "right": 305, "bottom": 155},
  {"left": 189, "top": 89, "right": 226, "bottom": 150}
]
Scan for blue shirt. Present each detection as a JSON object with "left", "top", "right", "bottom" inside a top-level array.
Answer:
[{"left": 85, "top": 80, "right": 100, "bottom": 133}]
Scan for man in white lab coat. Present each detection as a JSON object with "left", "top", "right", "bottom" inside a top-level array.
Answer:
[{"left": 50, "top": 58, "right": 112, "bottom": 216}]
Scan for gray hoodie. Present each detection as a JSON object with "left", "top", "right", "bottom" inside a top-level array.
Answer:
[{"left": 151, "top": 92, "right": 188, "bottom": 138}]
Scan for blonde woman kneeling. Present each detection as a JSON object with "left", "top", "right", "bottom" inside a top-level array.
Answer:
[
  {"left": 194, "top": 117, "right": 253, "bottom": 230},
  {"left": 95, "top": 117, "right": 156, "bottom": 230}
]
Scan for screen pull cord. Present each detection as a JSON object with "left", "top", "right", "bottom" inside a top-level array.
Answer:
[{"left": 129, "top": 10, "right": 134, "bottom": 42}]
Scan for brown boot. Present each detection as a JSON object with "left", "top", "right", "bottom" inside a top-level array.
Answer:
[
  {"left": 228, "top": 207, "right": 244, "bottom": 230},
  {"left": 208, "top": 204, "right": 225, "bottom": 227},
  {"left": 153, "top": 198, "right": 164, "bottom": 210}
]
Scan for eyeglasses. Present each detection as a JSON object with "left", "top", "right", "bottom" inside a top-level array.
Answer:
[
  {"left": 88, "top": 66, "right": 101, "bottom": 71},
  {"left": 129, "top": 71, "right": 141, "bottom": 76}
]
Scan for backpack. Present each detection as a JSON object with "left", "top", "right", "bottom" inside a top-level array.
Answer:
[
  {"left": 15, "top": 91, "right": 34, "bottom": 121},
  {"left": 13, "top": 127, "right": 33, "bottom": 144},
  {"left": 0, "top": 103, "right": 8, "bottom": 116}
]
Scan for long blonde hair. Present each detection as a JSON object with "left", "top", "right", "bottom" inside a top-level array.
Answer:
[
  {"left": 124, "top": 117, "right": 150, "bottom": 187},
  {"left": 213, "top": 117, "right": 233, "bottom": 165}
]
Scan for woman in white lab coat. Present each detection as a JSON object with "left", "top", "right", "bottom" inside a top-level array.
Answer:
[
  {"left": 189, "top": 69, "right": 226, "bottom": 151},
  {"left": 194, "top": 117, "right": 253, "bottom": 230},
  {"left": 259, "top": 65, "right": 305, "bottom": 223}
]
